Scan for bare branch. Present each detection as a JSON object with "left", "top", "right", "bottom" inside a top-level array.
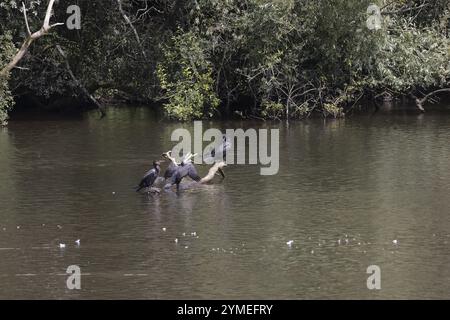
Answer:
[
  {"left": 43, "top": 0, "right": 57, "bottom": 30},
  {"left": 0, "top": 0, "right": 63, "bottom": 76},
  {"left": 383, "top": 3, "right": 430, "bottom": 14},
  {"left": 116, "top": 0, "right": 147, "bottom": 59},
  {"left": 56, "top": 45, "right": 107, "bottom": 118},
  {"left": 415, "top": 88, "right": 450, "bottom": 112},
  {"left": 50, "top": 22, "right": 65, "bottom": 28},
  {"left": 22, "top": 2, "right": 31, "bottom": 36}
]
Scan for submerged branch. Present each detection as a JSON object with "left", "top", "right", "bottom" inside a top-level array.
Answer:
[
  {"left": 414, "top": 88, "right": 450, "bottom": 113},
  {"left": 200, "top": 162, "right": 226, "bottom": 184}
]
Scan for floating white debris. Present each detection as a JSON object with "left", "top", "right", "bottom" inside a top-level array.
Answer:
[
  {"left": 182, "top": 233, "right": 186, "bottom": 237},
  {"left": 57, "top": 225, "right": 62, "bottom": 229},
  {"left": 392, "top": 239, "right": 398, "bottom": 245},
  {"left": 112, "top": 192, "right": 116, "bottom": 195},
  {"left": 337, "top": 239, "right": 341, "bottom": 245},
  {"left": 16, "top": 226, "right": 20, "bottom": 229},
  {"left": 191, "top": 232, "right": 197, "bottom": 237},
  {"left": 75, "top": 239, "right": 81, "bottom": 246},
  {"left": 59, "top": 243, "right": 66, "bottom": 249},
  {"left": 311, "top": 250, "right": 314, "bottom": 254},
  {"left": 162, "top": 227, "right": 166, "bottom": 232},
  {"left": 184, "top": 246, "right": 189, "bottom": 249},
  {"left": 286, "top": 240, "right": 294, "bottom": 247},
  {"left": 174, "top": 238, "right": 178, "bottom": 244},
  {"left": 345, "top": 239, "right": 349, "bottom": 244}
]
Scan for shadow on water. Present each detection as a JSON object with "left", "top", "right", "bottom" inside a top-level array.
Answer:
[{"left": 1, "top": 104, "right": 450, "bottom": 299}]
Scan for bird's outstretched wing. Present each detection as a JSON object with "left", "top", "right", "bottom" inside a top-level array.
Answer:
[
  {"left": 164, "top": 164, "right": 199, "bottom": 188},
  {"left": 164, "top": 162, "right": 177, "bottom": 179},
  {"left": 205, "top": 138, "right": 232, "bottom": 163},
  {"left": 186, "top": 163, "right": 201, "bottom": 182}
]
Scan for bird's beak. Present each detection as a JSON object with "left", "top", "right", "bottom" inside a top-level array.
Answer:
[{"left": 161, "top": 151, "right": 171, "bottom": 158}]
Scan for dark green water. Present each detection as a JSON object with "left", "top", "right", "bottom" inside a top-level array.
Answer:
[{"left": 1, "top": 106, "right": 450, "bottom": 299}]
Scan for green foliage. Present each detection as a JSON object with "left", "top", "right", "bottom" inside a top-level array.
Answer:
[
  {"left": 366, "top": 18, "right": 450, "bottom": 93},
  {"left": 0, "top": 75, "right": 14, "bottom": 126},
  {"left": 0, "top": 33, "right": 15, "bottom": 126},
  {"left": 261, "top": 100, "right": 284, "bottom": 119},
  {"left": 1, "top": 0, "right": 450, "bottom": 122},
  {"left": 157, "top": 32, "right": 220, "bottom": 121}
]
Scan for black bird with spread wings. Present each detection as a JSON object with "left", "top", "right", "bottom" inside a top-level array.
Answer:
[
  {"left": 162, "top": 151, "right": 178, "bottom": 180},
  {"left": 165, "top": 162, "right": 201, "bottom": 189},
  {"left": 162, "top": 152, "right": 201, "bottom": 190}
]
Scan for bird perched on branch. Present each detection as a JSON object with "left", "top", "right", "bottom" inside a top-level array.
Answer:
[
  {"left": 204, "top": 134, "right": 231, "bottom": 163},
  {"left": 161, "top": 151, "right": 178, "bottom": 180},
  {"left": 163, "top": 152, "right": 201, "bottom": 191},
  {"left": 136, "top": 160, "right": 164, "bottom": 192},
  {"left": 204, "top": 135, "right": 231, "bottom": 178}
]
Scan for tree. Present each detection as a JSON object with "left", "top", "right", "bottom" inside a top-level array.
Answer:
[{"left": 0, "top": 0, "right": 63, "bottom": 76}]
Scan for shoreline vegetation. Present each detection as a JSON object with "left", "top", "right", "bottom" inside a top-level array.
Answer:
[{"left": 1, "top": 0, "right": 450, "bottom": 126}]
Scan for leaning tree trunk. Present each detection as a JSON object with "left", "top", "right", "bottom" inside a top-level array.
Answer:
[
  {"left": 199, "top": 162, "right": 227, "bottom": 184},
  {"left": 56, "top": 45, "right": 106, "bottom": 117},
  {"left": 0, "top": 0, "right": 63, "bottom": 77}
]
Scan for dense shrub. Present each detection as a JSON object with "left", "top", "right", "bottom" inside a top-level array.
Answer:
[
  {"left": 0, "top": 33, "right": 15, "bottom": 126},
  {"left": 1, "top": 0, "right": 449, "bottom": 121}
]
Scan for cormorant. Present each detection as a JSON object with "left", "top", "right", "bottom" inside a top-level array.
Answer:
[
  {"left": 204, "top": 134, "right": 231, "bottom": 163},
  {"left": 161, "top": 151, "right": 178, "bottom": 179},
  {"left": 164, "top": 157, "right": 201, "bottom": 191},
  {"left": 204, "top": 135, "right": 231, "bottom": 178},
  {"left": 136, "top": 160, "right": 164, "bottom": 192},
  {"left": 161, "top": 151, "right": 198, "bottom": 180}
]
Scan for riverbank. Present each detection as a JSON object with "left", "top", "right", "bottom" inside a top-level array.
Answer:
[{"left": 7, "top": 98, "right": 450, "bottom": 124}]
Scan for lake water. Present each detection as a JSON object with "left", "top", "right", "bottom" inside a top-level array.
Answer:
[{"left": 1, "top": 105, "right": 450, "bottom": 299}]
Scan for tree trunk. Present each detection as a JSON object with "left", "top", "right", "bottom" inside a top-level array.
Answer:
[
  {"left": 0, "top": 0, "right": 63, "bottom": 77},
  {"left": 200, "top": 162, "right": 226, "bottom": 184},
  {"left": 56, "top": 45, "right": 106, "bottom": 117}
]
